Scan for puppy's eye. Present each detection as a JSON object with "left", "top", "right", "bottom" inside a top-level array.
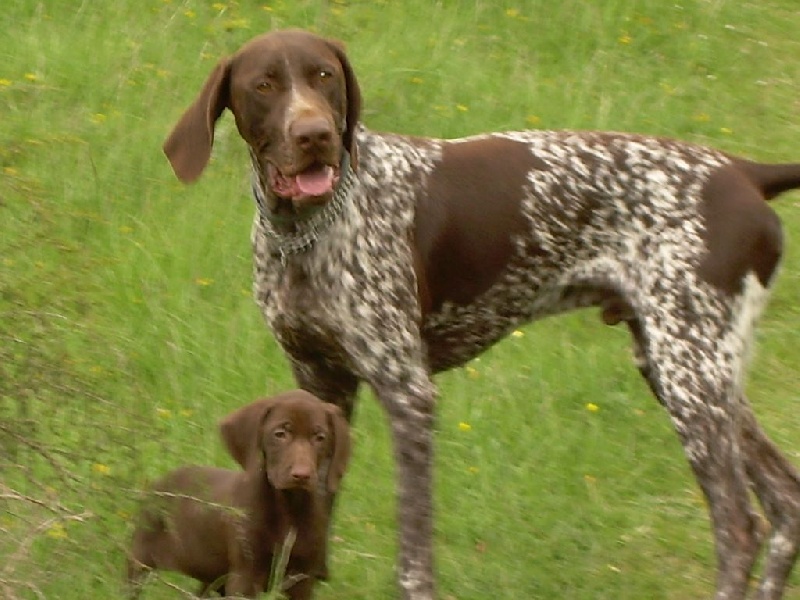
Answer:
[
  {"left": 256, "top": 80, "right": 274, "bottom": 93},
  {"left": 317, "top": 69, "right": 333, "bottom": 81},
  {"left": 273, "top": 428, "right": 288, "bottom": 440},
  {"left": 313, "top": 431, "right": 327, "bottom": 444}
]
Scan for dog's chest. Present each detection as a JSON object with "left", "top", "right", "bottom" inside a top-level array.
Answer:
[
  {"left": 252, "top": 203, "right": 422, "bottom": 377},
  {"left": 262, "top": 265, "right": 350, "bottom": 364},
  {"left": 252, "top": 133, "right": 439, "bottom": 378}
]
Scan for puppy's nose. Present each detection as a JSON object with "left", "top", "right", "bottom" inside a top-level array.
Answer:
[
  {"left": 290, "top": 116, "right": 333, "bottom": 152},
  {"left": 290, "top": 463, "right": 313, "bottom": 485}
]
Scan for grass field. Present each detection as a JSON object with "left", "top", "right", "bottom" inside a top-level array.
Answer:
[{"left": 2, "top": 1, "right": 799, "bottom": 598}]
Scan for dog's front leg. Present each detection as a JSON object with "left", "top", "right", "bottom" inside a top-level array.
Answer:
[
  {"left": 291, "top": 359, "right": 360, "bottom": 422},
  {"left": 373, "top": 375, "right": 437, "bottom": 600},
  {"left": 290, "top": 358, "right": 360, "bottom": 580}
]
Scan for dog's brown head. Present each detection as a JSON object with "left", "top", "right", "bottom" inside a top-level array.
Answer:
[
  {"left": 163, "top": 29, "right": 361, "bottom": 211},
  {"left": 219, "top": 390, "right": 351, "bottom": 493}
]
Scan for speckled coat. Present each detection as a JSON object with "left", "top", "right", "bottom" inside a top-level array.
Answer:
[{"left": 164, "top": 30, "right": 800, "bottom": 600}]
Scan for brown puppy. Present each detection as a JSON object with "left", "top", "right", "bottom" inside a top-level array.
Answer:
[{"left": 127, "top": 390, "right": 350, "bottom": 599}]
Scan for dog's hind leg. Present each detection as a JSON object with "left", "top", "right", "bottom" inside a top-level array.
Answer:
[
  {"left": 739, "top": 398, "right": 800, "bottom": 600},
  {"left": 626, "top": 291, "right": 762, "bottom": 600}
]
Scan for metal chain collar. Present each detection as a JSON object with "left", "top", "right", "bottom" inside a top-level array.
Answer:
[{"left": 250, "top": 151, "right": 355, "bottom": 265}]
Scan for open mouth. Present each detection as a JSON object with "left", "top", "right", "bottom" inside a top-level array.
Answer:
[{"left": 268, "top": 163, "right": 340, "bottom": 201}]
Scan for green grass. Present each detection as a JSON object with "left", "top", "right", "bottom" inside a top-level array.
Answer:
[{"left": 2, "top": 0, "right": 799, "bottom": 598}]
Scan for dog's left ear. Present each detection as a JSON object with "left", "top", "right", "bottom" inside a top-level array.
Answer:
[
  {"left": 325, "top": 38, "right": 362, "bottom": 164},
  {"left": 323, "top": 403, "right": 351, "bottom": 493},
  {"left": 219, "top": 396, "right": 279, "bottom": 470}
]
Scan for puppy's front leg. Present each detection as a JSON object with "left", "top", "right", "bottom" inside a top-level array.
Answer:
[
  {"left": 225, "top": 570, "right": 259, "bottom": 598},
  {"left": 284, "top": 573, "right": 315, "bottom": 600}
]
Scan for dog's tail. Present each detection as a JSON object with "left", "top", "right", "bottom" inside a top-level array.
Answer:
[{"left": 736, "top": 160, "right": 800, "bottom": 200}]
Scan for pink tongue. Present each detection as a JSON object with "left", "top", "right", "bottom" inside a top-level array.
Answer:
[{"left": 295, "top": 167, "right": 334, "bottom": 196}]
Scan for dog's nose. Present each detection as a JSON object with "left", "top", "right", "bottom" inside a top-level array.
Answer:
[
  {"left": 290, "top": 116, "right": 333, "bottom": 152},
  {"left": 290, "top": 464, "right": 313, "bottom": 484}
]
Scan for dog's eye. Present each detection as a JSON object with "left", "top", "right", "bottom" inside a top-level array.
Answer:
[
  {"left": 313, "top": 432, "right": 327, "bottom": 444},
  {"left": 256, "top": 80, "right": 273, "bottom": 93},
  {"left": 273, "top": 428, "right": 288, "bottom": 440},
  {"left": 317, "top": 69, "right": 333, "bottom": 81}
]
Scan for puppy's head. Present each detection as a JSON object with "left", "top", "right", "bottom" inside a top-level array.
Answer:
[{"left": 219, "top": 390, "right": 351, "bottom": 493}]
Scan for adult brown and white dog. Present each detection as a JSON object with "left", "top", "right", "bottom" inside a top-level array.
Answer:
[{"left": 163, "top": 29, "right": 800, "bottom": 600}]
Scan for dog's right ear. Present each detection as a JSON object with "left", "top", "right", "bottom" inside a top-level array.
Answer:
[
  {"left": 163, "top": 58, "right": 231, "bottom": 183},
  {"left": 324, "top": 38, "right": 362, "bottom": 164},
  {"left": 219, "top": 396, "right": 278, "bottom": 469}
]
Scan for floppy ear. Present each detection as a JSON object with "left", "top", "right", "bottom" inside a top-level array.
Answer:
[
  {"left": 325, "top": 39, "right": 362, "bottom": 164},
  {"left": 219, "top": 396, "right": 278, "bottom": 470},
  {"left": 323, "top": 403, "right": 352, "bottom": 493},
  {"left": 163, "top": 57, "right": 231, "bottom": 183}
]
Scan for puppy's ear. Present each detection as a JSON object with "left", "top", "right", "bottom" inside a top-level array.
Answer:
[
  {"left": 323, "top": 403, "right": 351, "bottom": 493},
  {"left": 324, "top": 38, "right": 361, "bottom": 165},
  {"left": 163, "top": 57, "right": 231, "bottom": 183},
  {"left": 219, "top": 396, "right": 279, "bottom": 470}
]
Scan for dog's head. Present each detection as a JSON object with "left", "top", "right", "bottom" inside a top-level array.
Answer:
[
  {"left": 163, "top": 29, "right": 361, "bottom": 211},
  {"left": 219, "top": 390, "right": 351, "bottom": 493}
]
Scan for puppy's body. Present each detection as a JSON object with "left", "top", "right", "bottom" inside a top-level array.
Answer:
[
  {"left": 130, "top": 466, "right": 322, "bottom": 597},
  {"left": 127, "top": 391, "right": 350, "bottom": 599}
]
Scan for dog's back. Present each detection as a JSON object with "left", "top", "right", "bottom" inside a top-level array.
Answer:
[{"left": 128, "top": 465, "right": 239, "bottom": 595}]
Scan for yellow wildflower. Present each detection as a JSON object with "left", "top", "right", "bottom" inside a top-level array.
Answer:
[
  {"left": 224, "top": 18, "right": 250, "bottom": 30},
  {"left": 47, "top": 523, "right": 68, "bottom": 540},
  {"left": 92, "top": 463, "right": 111, "bottom": 475},
  {"left": 659, "top": 82, "right": 676, "bottom": 95}
]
